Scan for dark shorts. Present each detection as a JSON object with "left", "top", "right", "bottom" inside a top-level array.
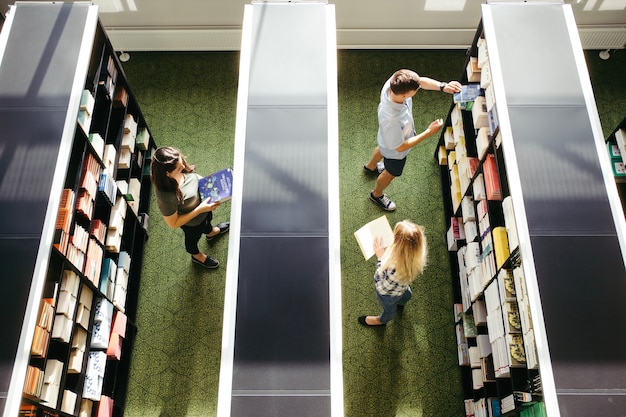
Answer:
[{"left": 383, "top": 157, "right": 407, "bottom": 177}]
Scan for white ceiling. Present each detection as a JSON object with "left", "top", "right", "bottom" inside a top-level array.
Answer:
[{"left": 2, "top": 0, "right": 626, "bottom": 50}]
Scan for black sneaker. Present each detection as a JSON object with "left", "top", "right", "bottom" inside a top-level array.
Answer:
[
  {"left": 363, "top": 161, "right": 384, "bottom": 175},
  {"left": 369, "top": 192, "right": 396, "bottom": 211},
  {"left": 206, "top": 222, "right": 230, "bottom": 241},
  {"left": 192, "top": 255, "right": 219, "bottom": 269}
]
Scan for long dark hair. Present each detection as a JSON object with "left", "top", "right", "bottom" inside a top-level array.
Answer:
[{"left": 150, "top": 146, "right": 195, "bottom": 202}]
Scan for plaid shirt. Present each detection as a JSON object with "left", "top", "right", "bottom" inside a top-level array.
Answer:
[{"left": 374, "top": 261, "right": 409, "bottom": 297}]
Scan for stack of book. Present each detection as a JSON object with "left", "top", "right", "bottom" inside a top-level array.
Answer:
[
  {"left": 84, "top": 237, "right": 103, "bottom": 286},
  {"left": 119, "top": 114, "right": 138, "bottom": 169},
  {"left": 136, "top": 127, "right": 150, "bottom": 151},
  {"left": 76, "top": 153, "right": 101, "bottom": 220},
  {"left": 99, "top": 257, "right": 117, "bottom": 301},
  {"left": 466, "top": 56, "right": 481, "bottom": 83},
  {"left": 31, "top": 299, "right": 54, "bottom": 357},
  {"left": 78, "top": 89, "right": 94, "bottom": 135},
  {"left": 40, "top": 359, "right": 64, "bottom": 406},
  {"left": 513, "top": 265, "right": 538, "bottom": 369},
  {"left": 106, "top": 310, "right": 127, "bottom": 360},
  {"left": 23, "top": 365, "right": 44, "bottom": 399},
  {"left": 91, "top": 298, "right": 113, "bottom": 350},
  {"left": 98, "top": 170, "right": 117, "bottom": 206},
  {"left": 101, "top": 55, "right": 117, "bottom": 100},
  {"left": 609, "top": 128, "right": 626, "bottom": 179},
  {"left": 447, "top": 216, "right": 466, "bottom": 251},
  {"left": 54, "top": 189, "right": 75, "bottom": 254},
  {"left": 67, "top": 223, "right": 89, "bottom": 271},
  {"left": 105, "top": 196, "right": 127, "bottom": 253},
  {"left": 61, "top": 389, "right": 77, "bottom": 414},
  {"left": 492, "top": 226, "right": 510, "bottom": 271},
  {"left": 82, "top": 351, "right": 106, "bottom": 401},
  {"left": 113, "top": 251, "right": 131, "bottom": 312},
  {"left": 52, "top": 271, "right": 80, "bottom": 343},
  {"left": 483, "top": 154, "right": 502, "bottom": 201},
  {"left": 113, "top": 85, "right": 128, "bottom": 108},
  {"left": 502, "top": 196, "right": 519, "bottom": 253},
  {"left": 68, "top": 327, "right": 88, "bottom": 374}
]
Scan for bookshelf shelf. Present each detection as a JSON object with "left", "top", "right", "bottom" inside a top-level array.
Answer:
[
  {"left": 436, "top": 3, "right": 626, "bottom": 417},
  {"left": 0, "top": 3, "right": 156, "bottom": 417}
]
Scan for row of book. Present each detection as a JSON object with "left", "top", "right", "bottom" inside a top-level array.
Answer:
[
  {"left": 101, "top": 55, "right": 117, "bottom": 101},
  {"left": 608, "top": 128, "right": 626, "bottom": 178},
  {"left": 100, "top": 251, "right": 131, "bottom": 313},
  {"left": 465, "top": 394, "right": 544, "bottom": 417},
  {"left": 26, "top": 288, "right": 127, "bottom": 413},
  {"left": 464, "top": 396, "right": 500, "bottom": 417},
  {"left": 53, "top": 189, "right": 134, "bottom": 304},
  {"left": 76, "top": 153, "right": 101, "bottom": 221},
  {"left": 78, "top": 89, "right": 95, "bottom": 136},
  {"left": 452, "top": 36, "right": 543, "bottom": 414}
]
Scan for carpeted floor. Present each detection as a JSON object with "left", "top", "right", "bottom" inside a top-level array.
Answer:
[{"left": 119, "top": 48, "right": 625, "bottom": 417}]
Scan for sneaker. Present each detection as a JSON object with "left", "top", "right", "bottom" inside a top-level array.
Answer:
[
  {"left": 370, "top": 192, "right": 396, "bottom": 211},
  {"left": 192, "top": 255, "right": 220, "bottom": 269},
  {"left": 363, "top": 161, "right": 384, "bottom": 175}
]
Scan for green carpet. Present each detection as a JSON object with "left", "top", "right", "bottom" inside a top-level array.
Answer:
[{"left": 120, "top": 48, "right": 626, "bottom": 417}]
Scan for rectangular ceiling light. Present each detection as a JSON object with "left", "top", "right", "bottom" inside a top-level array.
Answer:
[
  {"left": 92, "top": 0, "right": 124, "bottom": 13},
  {"left": 599, "top": 0, "right": 626, "bottom": 10}
]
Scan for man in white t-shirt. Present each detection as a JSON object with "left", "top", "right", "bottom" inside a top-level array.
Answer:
[{"left": 364, "top": 69, "right": 462, "bottom": 211}]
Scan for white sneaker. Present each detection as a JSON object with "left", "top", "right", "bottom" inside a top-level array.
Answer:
[
  {"left": 363, "top": 161, "right": 385, "bottom": 174},
  {"left": 370, "top": 192, "right": 396, "bottom": 211}
]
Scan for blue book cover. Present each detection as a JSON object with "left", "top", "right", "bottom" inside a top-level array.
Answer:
[
  {"left": 453, "top": 84, "right": 482, "bottom": 103},
  {"left": 198, "top": 167, "right": 233, "bottom": 202}
]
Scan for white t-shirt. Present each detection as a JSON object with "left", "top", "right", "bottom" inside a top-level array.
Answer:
[{"left": 377, "top": 78, "right": 416, "bottom": 160}]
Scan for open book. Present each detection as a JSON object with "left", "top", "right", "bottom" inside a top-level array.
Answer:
[
  {"left": 354, "top": 215, "right": 394, "bottom": 260},
  {"left": 198, "top": 167, "right": 233, "bottom": 202}
]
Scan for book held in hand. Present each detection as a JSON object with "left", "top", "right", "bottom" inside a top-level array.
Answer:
[
  {"left": 354, "top": 215, "right": 394, "bottom": 260},
  {"left": 198, "top": 167, "right": 233, "bottom": 202},
  {"left": 453, "top": 84, "right": 482, "bottom": 110}
]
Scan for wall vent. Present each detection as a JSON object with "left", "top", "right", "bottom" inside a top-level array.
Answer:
[{"left": 579, "top": 27, "right": 626, "bottom": 49}]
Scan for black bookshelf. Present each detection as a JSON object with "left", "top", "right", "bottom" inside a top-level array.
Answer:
[
  {"left": 436, "top": 3, "right": 626, "bottom": 417},
  {"left": 0, "top": 3, "right": 156, "bottom": 416}
]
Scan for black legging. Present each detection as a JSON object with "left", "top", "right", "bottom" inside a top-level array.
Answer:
[{"left": 180, "top": 212, "right": 213, "bottom": 255}]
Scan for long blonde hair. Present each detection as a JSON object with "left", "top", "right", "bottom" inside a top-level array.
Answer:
[{"left": 379, "top": 220, "right": 427, "bottom": 285}]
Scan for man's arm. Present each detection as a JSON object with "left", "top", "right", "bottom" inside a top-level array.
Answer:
[
  {"left": 396, "top": 119, "right": 444, "bottom": 152},
  {"left": 418, "top": 77, "right": 462, "bottom": 94}
]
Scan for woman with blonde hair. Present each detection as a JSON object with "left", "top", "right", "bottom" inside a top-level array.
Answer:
[{"left": 358, "top": 220, "right": 427, "bottom": 326}]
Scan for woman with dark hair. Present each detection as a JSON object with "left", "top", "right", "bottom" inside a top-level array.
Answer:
[
  {"left": 358, "top": 220, "right": 428, "bottom": 326},
  {"left": 150, "top": 146, "right": 229, "bottom": 268}
]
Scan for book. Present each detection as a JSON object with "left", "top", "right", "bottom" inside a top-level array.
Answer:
[
  {"left": 354, "top": 215, "right": 394, "bottom": 260},
  {"left": 453, "top": 84, "right": 482, "bottom": 110},
  {"left": 198, "top": 167, "right": 233, "bottom": 202}
]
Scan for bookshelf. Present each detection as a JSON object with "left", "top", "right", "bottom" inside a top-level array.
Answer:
[
  {"left": 606, "top": 116, "right": 626, "bottom": 213},
  {"left": 0, "top": 3, "right": 156, "bottom": 417},
  {"left": 436, "top": 3, "right": 626, "bottom": 417}
]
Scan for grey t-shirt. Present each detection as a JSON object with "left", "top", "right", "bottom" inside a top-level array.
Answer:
[{"left": 154, "top": 173, "right": 207, "bottom": 227}]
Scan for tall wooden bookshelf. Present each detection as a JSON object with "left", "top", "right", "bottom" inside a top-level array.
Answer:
[
  {"left": 435, "top": 3, "right": 626, "bottom": 417},
  {"left": 0, "top": 3, "right": 156, "bottom": 416}
]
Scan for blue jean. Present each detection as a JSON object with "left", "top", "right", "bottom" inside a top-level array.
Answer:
[{"left": 377, "top": 286, "right": 412, "bottom": 324}]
